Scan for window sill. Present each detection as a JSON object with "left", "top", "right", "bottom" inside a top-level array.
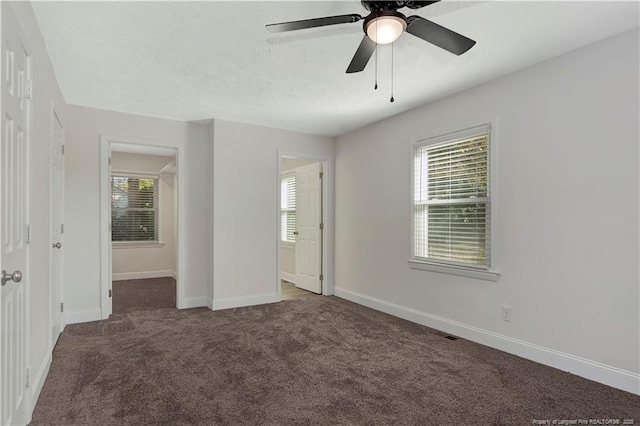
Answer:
[
  {"left": 409, "top": 260, "right": 501, "bottom": 282},
  {"left": 112, "top": 241, "right": 165, "bottom": 249}
]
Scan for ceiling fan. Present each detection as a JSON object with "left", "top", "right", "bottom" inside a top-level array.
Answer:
[{"left": 266, "top": 1, "right": 476, "bottom": 74}]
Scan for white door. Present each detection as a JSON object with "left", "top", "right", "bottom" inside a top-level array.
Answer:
[
  {"left": 50, "top": 110, "right": 64, "bottom": 346},
  {"left": 1, "top": 8, "right": 30, "bottom": 425},
  {"left": 294, "top": 163, "right": 322, "bottom": 294}
]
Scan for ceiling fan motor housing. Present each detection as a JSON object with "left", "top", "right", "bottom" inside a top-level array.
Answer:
[{"left": 361, "top": 1, "right": 437, "bottom": 12}]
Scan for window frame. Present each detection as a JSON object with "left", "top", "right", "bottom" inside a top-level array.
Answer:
[
  {"left": 110, "top": 171, "right": 164, "bottom": 249},
  {"left": 409, "top": 122, "right": 500, "bottom": 281},
  {"left": 280, "top": 171, "right": 296, "bottom": 247}
]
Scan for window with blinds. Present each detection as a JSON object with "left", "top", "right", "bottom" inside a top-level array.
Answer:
[
  {"left": 413, "top": 126, "right": 490, "bottom": 267},
  {"left": 281, "top": 174, "right": 296, "bottom": 243},
  {"left": 111, "top": 175, "right": 158, "bottom": 242}
]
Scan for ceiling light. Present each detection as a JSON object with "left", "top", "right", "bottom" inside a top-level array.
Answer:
[{"left": 366, "top": 15, "right": 406, "bottom": 45}]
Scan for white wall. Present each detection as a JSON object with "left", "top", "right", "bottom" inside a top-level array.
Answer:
[
  {"left": 213, "top": 120, "right": 334, "bottom": 307},
  {"left": 111, "top": 152, "right": 176, "bottom": 280},
  {"left": 335, "top": 29, "right": 639, "bottom": 393},
  {"left": 3, "top": 1, "right": 68, "bottom": 419},
  {"left": 64, "top": 106, "right": 210, "bottom": 317}
]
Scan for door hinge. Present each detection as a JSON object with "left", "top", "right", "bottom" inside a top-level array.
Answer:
[
  {"left": 319, "top": 223, "right": 324, "bottom": 230},
  {"left": 320, "top": 274, "right": 324, "bottom": 281},
  {"left": 60, "top": 302, "right": 64, "bottom": 313},
  {"left": 319, "top": 172, "right": 323, "bottom": 179},
  {"left": 108, "top": 157, "right": 112, "bottom": 166},
  {"left": 61, "top": 145, "right": 65, "bottom": 155},
  {"left": 109, "top": 289, "right": 112, "bottom": 298},
  {"left": 61, "top": 224, "right": 64, "bottom": 234},
  {"left": 26, "top": 224, "right": 32, "bottom": 244},
  {"left": 26, "top": 80, "right": 33, "bottom": 100},
  {"left": 26, "top": 367, "right": 31, "bottom": 388}
]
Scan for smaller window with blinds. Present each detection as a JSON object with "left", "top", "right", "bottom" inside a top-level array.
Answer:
[
  {"left": 412, "top": 124, "right": 492, "bottom": 270},
  {"left": 281, "top": 173, "right": 296, "bottom": 243},
  {"left": 111, "top": 175, "right": 158, "bottom": 242}
]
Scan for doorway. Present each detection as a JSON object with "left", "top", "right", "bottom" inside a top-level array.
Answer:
[
  {"left": 100, "top": 136, "right": 184, "bottom": 318},
  {"left": 279, "top": 156, "right": 325, "bottom": 300},
  {"left": 109, "top": 146, "right": 177, "bottom": 313}
]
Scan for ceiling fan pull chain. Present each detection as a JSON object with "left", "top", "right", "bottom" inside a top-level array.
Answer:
[
  {"left": 374, "top": 18, "right": 378, "bottom": 90},
  {"left": 390, "top": 42, "right": 395, "bottom": 103}
]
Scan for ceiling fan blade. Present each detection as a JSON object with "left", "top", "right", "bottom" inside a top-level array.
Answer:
[
  {"left": 266, "top": 14, "right": 362, "bottom": 33},
  {"left": 404, "top": 1, "right": 441, "bottom": 9},
  {"left": 346, "top": 36, "right": 376, "bottom": 73},
  {"left": 406, "top": 15, "right": 476, "bottom": 55}
]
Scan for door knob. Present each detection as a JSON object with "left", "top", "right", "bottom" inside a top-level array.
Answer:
[
  {"left": 52, "top": 242, "right": 62, "bottom": 249},
  {"left": 293, "top": 231, "right": 299, "bottom": 235},
  {"left": 1, "top": 270, "right": 22, "bottom": 286}
]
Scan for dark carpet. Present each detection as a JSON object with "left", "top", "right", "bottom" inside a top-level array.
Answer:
[
  {"left": 112, "top": 277, "right": 176, "bottom": 314},
  {"left": 31, "top": 285, "right": 640, "bottom": 425}
]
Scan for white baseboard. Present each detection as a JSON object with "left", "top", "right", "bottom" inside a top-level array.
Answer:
[
  {"left": 334, "top": 287, "right": 640, "bottom": 395},
  {"left": 112, "top": 270, "right": 175, "bottom": 281},
  {"left": 65, "top": 309, "right": 102, "bottom": 325},
  {"left": 281, "top": 272, "right": 296, "bottom": 284},
  {"left": 211, "top": 293, "right": 278, "bottom": 311},
  {"left": 31, "top": 351, "right": 51, "bottom": 408},
  {"left": 181, "top": 296, "right": 211, "bottom": 309}
]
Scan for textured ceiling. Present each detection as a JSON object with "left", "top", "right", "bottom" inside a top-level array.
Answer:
[{"left": 32, "top": 1, "right": 639, "bottom": 136}]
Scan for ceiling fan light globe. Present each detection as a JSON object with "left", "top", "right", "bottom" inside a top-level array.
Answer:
[{"left": 366, "top": 16, "right": 406, "bottom": 44}]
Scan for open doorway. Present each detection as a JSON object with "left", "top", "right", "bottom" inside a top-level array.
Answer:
[
  {"left": 279, "top": 157, "right": 323, "bottom": 300},
  {"left": 110, "top": 145, "right": 177, "bottom": 313}
]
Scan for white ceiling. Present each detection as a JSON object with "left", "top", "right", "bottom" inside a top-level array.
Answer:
[{"left": 32, "top": 1, "right": 639, "bottom": 137}]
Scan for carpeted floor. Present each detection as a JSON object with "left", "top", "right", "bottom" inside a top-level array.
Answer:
[
  {"left": 112, "top": 277, "right": 176, "bottom": 314},
  {"left": 31, "top": 289, "right": 640, "bottom": 425}
]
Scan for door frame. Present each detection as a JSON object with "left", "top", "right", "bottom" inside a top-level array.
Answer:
[
  {"left": 276, "top": 152, "right": 334, "bottom": 301},
  {"left": 99, "top": 135, "right": 185, "bottom": 319},
  {"left": 48, "top": 101, "right": 65, "bottom": 345}
]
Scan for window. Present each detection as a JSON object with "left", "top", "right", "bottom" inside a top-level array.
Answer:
[
  {"left": 412, "top": 124, "right": 498, "bottom": 280},
  {"left": 111, "top": 175, "right": 158, "bottom": 242},
  {"left": 281, "top": 173, "right": 296, "bottom": 243}
]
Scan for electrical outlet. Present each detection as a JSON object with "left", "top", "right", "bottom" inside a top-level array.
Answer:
[{"left": 501, "top": 306, "right": 512, "bottom": 322}]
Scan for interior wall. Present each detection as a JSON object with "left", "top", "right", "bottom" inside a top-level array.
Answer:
[
  {"left": 64, "top": 106, "right": 210, "bottom": 318},
  {"left": 213, "top": 120, "right": 334, "bottom": 307},
  {"left": 111, "top": 152, "right": 176, "bottom": 280},
  {"left": 280, "top": 158, "right": 317, "bottom": 278},
  {"left": 335, "top": 28, "right": 639, "bottom": 390},
  {"left": 3, "top": 0, "right": 68, "bottom": 418}
]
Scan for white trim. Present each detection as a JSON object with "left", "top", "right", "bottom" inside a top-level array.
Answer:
[
  {"left": 409, "top": 260, "right": 500, "bottom": 281},
  {"left": 65, "top": 309, "right": 102, "bottom": 325},
  {"left": 112, "top": 270, "right": 175, "bottom": 281},
  {"left": 334, "top": 287, "right": 640, "bottom": 395},
  {"left": 30, "top": 351, "right": 51, "bottom": 409},
  {"left": 48, "top": 99, "right": 65, "bottom": 355},
  {"left": 409, "top": 117, "right": 500, "bottom": 275},
  {"left": 280, "top": 271, "right": 297, "bottom": 284},
  {"left": 182, "top": 296, "right": 211, "bottom": 309},
  {"left": 100, "top": 134, "right": 185, "bottom": 318},
  {"left": 112, "top": 241, "right": 165, "bottom": 249},
  {"left": 211, "top": 293, "right": 278, "bottom": 311},
  {"left": 111, "top": 170, "right": 159, "bottom": 180},
  {"left": 100, "top": 137, "right": 111, "bottom": 318}
]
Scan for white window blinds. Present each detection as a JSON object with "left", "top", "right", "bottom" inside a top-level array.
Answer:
[
  {"left": 281, "top": 174, "right": 296, "bottom": 242},
  {"left": 111, "top": 175, "right": 158, "bottom": 242},
  {"left": 414, "top": 127, "right": 490, "bottom": 267}
]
